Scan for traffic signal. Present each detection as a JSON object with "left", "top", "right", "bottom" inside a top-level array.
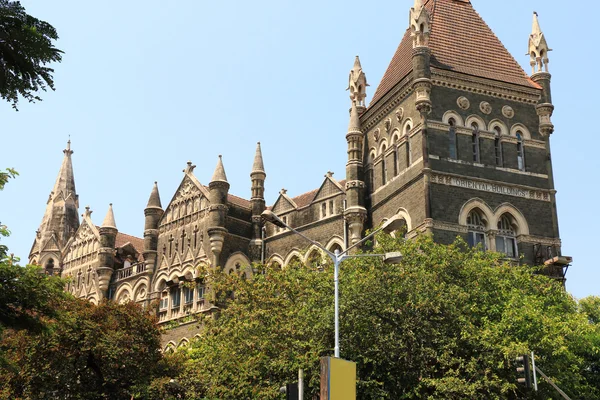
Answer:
[{"left": 516, "top": 354, "right": 532, "bottom": 389}]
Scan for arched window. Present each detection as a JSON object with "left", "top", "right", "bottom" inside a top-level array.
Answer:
[
  {"left": 467, "top": 209, "right": 486, "bottom": 249},
  {"left": 45, "top": 258, "right": 55, "bottom": 274},
  {"left": 494, "top": 126, "right": 503, "bottom": 167},
  {"left": 516, "top": 131, "right": 525, "bottom": 171},
  {"left": 393, "top": 149, "right": 398, "bottom": 177},
  {"left": 496, "top": 214, "right": 517, "bottom": 258},
  {"left": 448, "top": 118, "right": 457, "bottom": 159},
  {"left": 321, "top": 203, "right": 327, "bottom": 218},
  {"left": 381, "top": 145, "right": 388, "bottom": 185},
  {"left": 329, "top": 200, "right": 334, "bottom": 215},
  {"left": 471, "top": 122, "right": 480, "bottom": 163},
  {"left": 404, "top": 123, "right": 412, "bottom": 166}
]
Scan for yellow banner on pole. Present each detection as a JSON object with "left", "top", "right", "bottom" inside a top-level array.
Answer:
[{"left": 320, "top": 357, "right": 356, "bottom": 400}]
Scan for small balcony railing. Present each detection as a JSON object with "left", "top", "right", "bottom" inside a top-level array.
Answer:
[{"left": 115, "top": 262, "right": 148, "bottom": 281}]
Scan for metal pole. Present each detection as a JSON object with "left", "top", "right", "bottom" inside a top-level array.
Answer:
[
  {"left": 298, "top": 369, "right": 304, "bottom": 400},
  {"left": 531, "top": 351, "right": 538, "bottom": 391},
  {"left": 535, "top": 366, "right": 572, "bottom": 400},
  {"left": 334, "top": 250, "right": 340, "bottom": 358}
]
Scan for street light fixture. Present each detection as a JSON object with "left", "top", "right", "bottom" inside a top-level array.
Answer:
[{"left": 261, "top": 209, "right": 403, "bottom": 358}]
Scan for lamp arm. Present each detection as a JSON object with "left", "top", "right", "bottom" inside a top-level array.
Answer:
[{"left": 278, "top": 222, "right": 335, "bottom": 260}]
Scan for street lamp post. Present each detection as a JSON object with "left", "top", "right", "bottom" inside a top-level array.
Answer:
[{"left": 261, "top": 210, "right": 404, "bottom": 358}]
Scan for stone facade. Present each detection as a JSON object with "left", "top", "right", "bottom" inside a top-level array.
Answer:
[{"left": 29, "top": 0, "right": 570, "bottom": 349}]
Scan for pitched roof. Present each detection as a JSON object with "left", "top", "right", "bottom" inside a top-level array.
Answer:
[
  {"left": 227, "top": 193, "right": 251, "bottom": 209},
  {"left": 290, "top": 179, "right": 347, "bottom": 209},
  {"left": 371, "top": 0, "right": 539, "bottom": 106},
  {"left": 115, "top": 232, "right": 144, "bottom": 253}
]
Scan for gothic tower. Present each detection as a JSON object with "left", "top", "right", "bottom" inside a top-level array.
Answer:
[
  {"left": 144, "top": 182, "right": 164, "bottom": 273},
  {"left": 97, "top": 204, "right": 117, "bottom": 297},
  {"left": 29, "top": 140, "right": 80, "bottom": 273},
  {"left": 249, "top": 143, "right": 266, "bottom": 261},
  {"left": 207, "top": 155, "right": 229, "bottom": 267}
]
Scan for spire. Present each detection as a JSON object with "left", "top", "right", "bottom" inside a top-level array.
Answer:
[
  {"left": 251, "top": 142, "right": 265, "bottom": 175},
  {"left": 347, "top": 56, "right": 368, "bottom": 108},
  {"left": 211, "top": 155, "right": 228, "bottom": 183},
  {"left": 101, "top": 203, "right": 117, "bottom": 229},
  {"left": 413, "top": 0, "right": 423, "bottom": 12},
  {"left": 348, "top": 102, "right": 362, "bottom": 134},
  {"left": 146, "top": 181, "right": 162, "bottom": 209},
  {"left": 29, "top": 141, "right": 81, "bottom": 265},
  {"left": 51, "top": 140, "right": 77, "bottom": 202},
  {"left": 528, "top": 11, "right": 551, "bottom": 74}
]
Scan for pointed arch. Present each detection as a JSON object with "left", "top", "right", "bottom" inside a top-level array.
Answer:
[
  {"left": 492, "top": 203, "right": 529, "bottom": 236},
  {"left": 458, "top": 198, "right": 494, "bottom": 227},
  {"left": 178, "top": 338, "right": 190, "bottom": 348},
  {"left": 223, "top": 252, "right": 252, "bottom": 276},
  {"left": 442, "top": 110, "right": 464, "bottom": 127},
  {"left": 402, "top": 118, "right": 414, "bottom": 137},
  {"left": 266, "top": 254, "right": 285, "bottom": 268},
  {"left": 284, "top": 249, "right": 303, "bottom": 267},
  {"left": 325, "top": 236, "right": 345, "bottom": 253},
  {"left": 391, "top": 128, "right": 401, "bottom": 144},
  {"left": 378, "top": 139, "right": 389, "bottom": 156},
  {"left": 304, "top": 245, "right": 327, "bottom": 267},
  {"left": 164, "top": 342, "right": 177, "bottom": 354},
  {"left": 115, "top": 284, "right": 133, "bottom": 304}
]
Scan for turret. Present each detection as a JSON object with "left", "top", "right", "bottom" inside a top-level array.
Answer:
[
  {"left": 143, "top": 182, "right": 163, "bottom": 270},
  {"left": 97, "top": 204, "right": 117, "bottom": 296},
  {"left": 410, "top": 0, "right": 432, "bottom": 117},
  {"left": 29, "top": 140, "right": 80, "bottom": 272},
  {"left": 529, "top": 11, "right": 554, "bottom": 136},
  {"left": 344, "top": 59, "right": 368, "bottom": 246},
  {"left": 249, "top": 143, "right": 266, "bottom": 261},
  {"left": 207, "top": 155, "right": 229, "bottom": 267}
]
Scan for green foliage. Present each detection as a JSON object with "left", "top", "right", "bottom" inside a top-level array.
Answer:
[
  {"left": 0, "top": 167, "right": 17, "bottom": 191},
  {"left": 176, "top": 235, "right": 600, "bottom": 399},
  {"left": 0, "top": 1, "right": 62, "bottom": 109}
]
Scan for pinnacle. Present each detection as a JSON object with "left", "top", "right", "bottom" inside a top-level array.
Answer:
[
  {"left": 146, "top": 181, "right": 162, "bottom": 209},
  {"left": 251, "top": 142, "right": 265, "bottom": 175},
  {"left": 211, "top": 155, "right": 228, "bottom": 183},
  {"left": 101, "top": 203, "right": 117, "bottom": 229},
  {"left": 353, "top": 55, "right": 362, "bottom": 70},
  {"left": 532, "top": 11, "right": 542, "bottom": 36},
  {"left": 348, "top": 102, "right": 362, "bottom": 133}
]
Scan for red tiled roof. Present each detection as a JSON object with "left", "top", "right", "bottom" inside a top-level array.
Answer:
[
  {"left": 370, "top": 0, "right": 539, "bottom": 106},
  {"left": 115, "top": 232, "right": 144, "bottom": 253},
  {"left": 227, "top": 193, "right": 251, "bottom": 209},
  {"left": 290, "top": 179, "right": 347, "bottom": 209}
]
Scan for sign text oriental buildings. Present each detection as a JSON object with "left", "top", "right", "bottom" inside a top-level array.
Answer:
[{"left": 29, "top": 0, "right": 571, "bottom": 348}]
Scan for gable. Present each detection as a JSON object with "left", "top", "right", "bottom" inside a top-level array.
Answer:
[
  {"left": 63, "top": 219, "right": 100, "bottom": 265},
  {"left": 313, "top": 177, "right": 344, "bottom": 203},
  {"left": 272, "top": 194, "right": 297, "bottom": 214},
  {"left": 161, "top": 175, "right": 209, "bottom": 226}
]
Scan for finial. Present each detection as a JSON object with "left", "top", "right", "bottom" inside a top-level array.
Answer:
[
  {"left": 251, "top": 142, "right": 266, "bottom": 175},
  {"left": 63, "top": 139, "right": 73, "bottom": 156},
  {"left": 325, "top": 171, "right": 334, "bottom": 178},
  {"left": 83, "top": 206, "right": 92, "bottom": 218},
  {"left": 183, "top": 161, "right": 196, "bottom": 174},
  {"left": 347, "top": 55, "right": 369, "bottom": 108},
  {"left": 280, "top": 188, "right": 287, "bottom": 195},
  {"left": 528, "top": 11, "right": 551, "bottom": 74}
]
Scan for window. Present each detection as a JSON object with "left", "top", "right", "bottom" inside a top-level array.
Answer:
[
  {"left": 183, "top": 286, "right": 194, "bottom": 304},
  {"left": 171, "top": 287, "right": 181, "bottom": 308},
  {"left": 159, "top": 292, "right": 168, "bottom": 310},
  {"left": 381, "top": 145, "right": 388, "bottom": 185},
  {"left": 496, "top": 214, "right": 517, "bottom": 258},
  {"left": 467, "top": 209, "right": 486, "bottom": 249},
  {"left": 321, "top": 203, "right": 327, "bottom": 218},
  {"left": 393, "top": 149, "right": 398, "bottom": 176},
  {"left": 471, "top": 122, "right": 480, "bottom": 163},
  {"left": 196, "top": 283, "right": 205, "bottom": 300},
  {"left": 494, "top": 126, "right": 503, "bottom": 167},
  {"left": 516, "top": 131, "right": 525, "bottom": 171},
  {"left": 329, "top": 200, "right": 334, "bottom": 215},
  {"left": 448, "top": 118, "right": 457, "bottom": 159},
  {"left": 367, "top": 168, "right": 374, "bottom": 193},
  {"left": 404, "top": 123, "right": 412, "bottom": 166}
]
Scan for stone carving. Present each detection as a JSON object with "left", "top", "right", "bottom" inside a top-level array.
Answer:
[
  {"left": 395, "top": 108, "right": 404, "bottom": 122},
  {"left": 457, "top": 96, "right": 470, "bottom": 110},
  {"left": 384, "top": 118, "right": 392, "bottom": 133},
  {"left": 479, "top": 101, "right": 492, "bottom": 114},
  {"left": 178, "top": 178, "right": 201, "bottom": 199},
  {"left": 373, "top": 128, "right": 380, "bottom": 141},
  {"left": 502, "top": 105, "right": 514, "bottom": 119}
]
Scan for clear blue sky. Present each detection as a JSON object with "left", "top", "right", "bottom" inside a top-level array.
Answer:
[{"left": 2, "top": 1, "right": 598, "bottom": 298}]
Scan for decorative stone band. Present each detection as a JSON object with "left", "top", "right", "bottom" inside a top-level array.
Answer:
[
  {"left": 345, "top": 180, "right": 365, "bottom": 190},
  {"left": 429, "top": 172, "right": 552, "bottom": 202},
  {"left": 431, "top": 69, "right": 541, "bottom": 104}
]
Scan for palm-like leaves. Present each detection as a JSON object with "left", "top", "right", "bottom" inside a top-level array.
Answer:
[{"left": 0, "top": 0, "right": 62, "bottom": 109}]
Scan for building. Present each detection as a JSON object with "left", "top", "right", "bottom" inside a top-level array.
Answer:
[{"left": 29, "top": 0, "right": 571, "bottom": 348}]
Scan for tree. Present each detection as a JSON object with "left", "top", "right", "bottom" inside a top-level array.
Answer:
[
  {"left": 176, "top": 235, "right": 600, "bottom": 399},
  {"left": 0, "top": 1, "right": 62, "bottom": 109},
  {"left": 0, "top": 297, "right": 164, "bottom": 399}
]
